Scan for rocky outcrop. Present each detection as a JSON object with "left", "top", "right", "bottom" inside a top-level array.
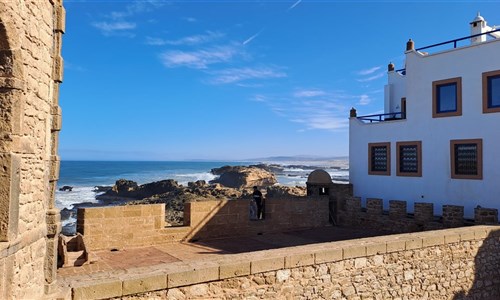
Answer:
[
  {"left": 100, "top": 179, "right": 180, "bottom": 199},
  {"left": 210, "top": 166, "right": 277, "bottom": 188},
  {"left": 266, "top": 185, "right": 306, "bottom": 198}
]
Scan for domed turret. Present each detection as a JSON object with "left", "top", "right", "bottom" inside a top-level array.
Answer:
[{"left": 306, "top": 169, "right": 333, "bottom": 197}]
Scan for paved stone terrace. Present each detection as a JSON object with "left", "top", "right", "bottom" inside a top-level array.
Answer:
[
  {"left": 55, "top": 225, "right": 499, "bottom": 299},
  {"left": 58, "top": 226, "right": 387, "bottom": 278},
  {"left": 57, "top": 225, "right": 390, "bottom": 299}
]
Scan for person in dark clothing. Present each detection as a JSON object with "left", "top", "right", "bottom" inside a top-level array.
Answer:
[{"left": 252, "top": 186, "right": 263, "bottom": 220}]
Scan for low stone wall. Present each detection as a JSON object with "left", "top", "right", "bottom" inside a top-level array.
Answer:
[
  {"left": 185, "top": 198, "right": 329, "bottom": 241},
  {"left": 68, "top": 226, "right": 500, "bottom": 299},
  {"left": 339, "top": 197, "right": 499, "bottom": 233},
  {"left": 77, "top": 198, "right": 330, "bottom": 251},
  {"left": 76, "top": 204, "right": 179, "bottom": 251}
]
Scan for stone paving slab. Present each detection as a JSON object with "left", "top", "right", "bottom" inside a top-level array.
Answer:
[{"left": 57, "top": 226, "right": 386, "bottom": 279}]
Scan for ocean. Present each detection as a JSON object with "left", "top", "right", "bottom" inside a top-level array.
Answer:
[{"left": 55, "top": 160, "right": 349, "bottom": 215}]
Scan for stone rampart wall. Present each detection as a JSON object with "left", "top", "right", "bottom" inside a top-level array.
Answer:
[
  {"left": 77, "top": 198, "right": 330, "bottom": 251},
  {"left": 338, "top": 196, "right": 499, "bottom": 233},
  {"left": 0, "top": 1, "right": 64, "bottom": 298},
  {"left": 69, "top": 226, "right": 500, "bottom": 299}
]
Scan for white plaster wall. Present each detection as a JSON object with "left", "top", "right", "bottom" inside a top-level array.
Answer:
[
  {"left": 350, "top": 39, "right": 500, "bottom": 217},
  {"left": 385, "top": 72, "right": 406, "bottom": 114}
]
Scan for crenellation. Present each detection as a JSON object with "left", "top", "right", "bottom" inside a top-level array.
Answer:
[
  {"left": 414, "top": 202, "right": 434, "bottom": 224},
  {"left": 443, "top": 205, "right": 464, "bottom": 228},
  {"left": 389, "top": 200, "right": 407, "bottom": 219}
]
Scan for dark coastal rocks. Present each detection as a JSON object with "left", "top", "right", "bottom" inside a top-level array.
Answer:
[
  {"left": 98, "top": 179, "right": 180, "bottom": 200},
  {"left": 93, "top": 186, "right": 112, "bottom": 192},
  {"left": 209, "top": 166, "right": 277, "bottom": 188},
  {"left": 59, "top": 185, "right": 73, "bottom": 192}
]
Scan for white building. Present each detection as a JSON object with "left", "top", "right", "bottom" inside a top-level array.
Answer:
[{"left": 349, "top": 13, "right": 500, "bottom": 217}]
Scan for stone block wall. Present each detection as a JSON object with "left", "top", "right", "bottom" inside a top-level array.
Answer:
[
  {"left": 186, "top": 198, "right": 329, "bottom": 241},
  {"left": 338, "top": 197, "right": 499, "bottom": 233},
  {"left": 77, "top": 198, "right": 330, "bottom": 251},
  {"left": 0, "top": 1, "right": 64, "bottom": 298},
  {"left": 69, "top": 226, "right": 500, "bottom": 299},
  {"left": 76, "top": 204, "right": 180, "bottom": 251}
]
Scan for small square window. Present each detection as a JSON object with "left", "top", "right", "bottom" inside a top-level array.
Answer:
[
  {"left": 433, "top": 77, "right": 462, "bottom": 118},
  {"left": 368, "top": 142, "right": 390, "bottom": 176},
  {"left": 483, "top": 70, "right": 500, "bottom": 113},
  {"left": 396, "top": 141, "right": 422, "bottom": 177},
  {"left": 450, "top": 139, "right": 483, "bottom": 180}
]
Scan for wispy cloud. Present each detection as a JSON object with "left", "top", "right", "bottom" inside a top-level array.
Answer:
[
  {"left": 243, "top": 30, "right": 263, "bottom": 45},
  {"left": 356, "top": 66, "right": 382, "bottom": 76},
  {"left": 93, "top": 0, "right": 165, "bottom": 36},
  {"left": 293, "top": 89, "right": 327, "bottom": 98},
  {"left": 209, "top": 66, "right": 287, "bottom": 84},
  {"left": 160, "top": 45, "right": 241, "bottom": 69},
  {"left": 357, "top": 72, "right": 385, "bottom": 82},
  {"left": 255, "top": 88, "right": 382, "bottom": 132},
  {"left": 251, "top": 94, "right": 267, "bottom": 102},
  {"left": 288, "top": 0, "right": 302, "bottom": 10},
  {"left": 358, "top": 94, "right": 371, "bottom": 105},
  {"left": 92, "top": 21, "right": 136, "bottom": 36},
  {"left": 183, "top": 17, "right": 197, "bottom": 23},
  {"left": 147, "top": 31, "right": 224, "bottom": 46},
  {"left": 292, "top": 114, "right": 349, "bottom": 131}
]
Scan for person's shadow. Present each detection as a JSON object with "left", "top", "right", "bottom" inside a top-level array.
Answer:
[{"left": 453, "top": 228, "right": 500, "bottom": 299}]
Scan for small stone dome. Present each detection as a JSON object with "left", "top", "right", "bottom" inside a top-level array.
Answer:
[{"left": 306, "top": 169, "right": 333, "bottom": 185}]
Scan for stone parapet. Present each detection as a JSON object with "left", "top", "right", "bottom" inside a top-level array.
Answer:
[
  {"left": 389, "top": 200, "right": 407, "bottom": 219},
  {"left": 443, "top": 205, "right": 464, "bottom": 228},
  {"left": 414, "top": 202, "right": 434, "bottom": 224},
  {"left": 338, "top": 197, "right": 498, "bottom": 233},
  {"left": 61, "top": 226, "right": 500, "bottom": 299},
  {"left": 475, "top": 207, "right": 499, "bottom": 225},
  {"left": 77, "top": 198, "right": 330, "bottom": 251},
  {"left": 366, "top": 198, "right": 383, "bottom": 216}
]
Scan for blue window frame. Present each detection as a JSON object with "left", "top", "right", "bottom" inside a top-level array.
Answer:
[
  {"left": 433, "top": 77, "right": 462, "bottom": 118},
  {"left": 487, "top": 75, "right": 500, "bottom": 108},
  {"left": 483, "top": 70, "right": 500, "bottom": 113},
  {"left": 437, "top": 83, "right": 457, "bottom": 112}
]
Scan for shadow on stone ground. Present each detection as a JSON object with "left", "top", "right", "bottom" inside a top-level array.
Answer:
[
  {"left": 453, "top": 229, "right": 500, "bottom": 300},
  {"left": 193, "top": 226, "right": 391, "bottom": 254}
]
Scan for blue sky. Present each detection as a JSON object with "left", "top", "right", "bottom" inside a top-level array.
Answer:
[{"left": 60, "top": 0, "right": 500, "bottom": 161}]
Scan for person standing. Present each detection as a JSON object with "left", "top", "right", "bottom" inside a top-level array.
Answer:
[{"left": 252, "top": 186, "right": 263, "bottom": 220}]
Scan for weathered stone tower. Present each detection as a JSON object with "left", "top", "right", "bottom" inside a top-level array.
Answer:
[{"left": 0, "top": 1, "right": 64, "bottom": 298}]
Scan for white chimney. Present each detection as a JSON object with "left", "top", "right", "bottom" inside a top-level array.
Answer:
[
  {"left": 470, "top": 12, "right": 487, "bottom": 44},
  {"left": 470, "top": 12, "right": 500, "bottom": 44}
]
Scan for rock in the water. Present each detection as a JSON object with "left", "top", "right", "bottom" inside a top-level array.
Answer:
[
  {"left": 210, "top": 166, "right": 277, "bottom": 188},
  {"left": 99, "top": 179, "right": 180, "bottom": 199},
  {"left": 59, "top": 185, "right": 73, "bottom": 192},
  {"left": 93, "top": 185, "right": 112, "bottom": 192},
  {"left": 112, "top": 179, "right": 138, "bottom": 196}
]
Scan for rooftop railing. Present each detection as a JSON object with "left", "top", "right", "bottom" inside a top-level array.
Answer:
[
  {"left": 356, "top": 112, "right": 406, "bottom": 123},
  {"left": 415, "top": 28, "right": 500, "bottom": 52},
  {"left": 393, "top": 28, "right": 500, "bottom": 75}
]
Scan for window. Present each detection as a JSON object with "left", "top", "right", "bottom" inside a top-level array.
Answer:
[
  {"left": 432, "top": 77, "right": 462, "bottom": 118},
  {"left": 368, "top": 142, "right": 390, "bottom": 176},
  {"left": 483, "top": 70, "right": 500, "bottom": 113},
  {"left": 450, "top": 139, "right": 483, "bottom": 180},
  {"left": 396, "top": 141, "right": 422, "bottom": 177}
]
